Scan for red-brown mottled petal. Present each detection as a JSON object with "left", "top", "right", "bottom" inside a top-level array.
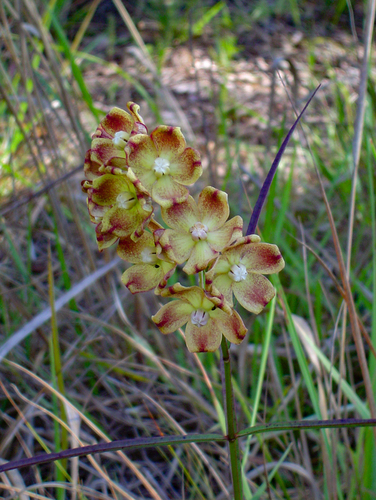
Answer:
[
  {"left": 211, "top": 308, "right": 247, "bottom": 345},
  {"left": 84, "top": 149, "right": 102, "bottom": 180},
  {"left": 158, "top": 229, "right": 194, "bottom": 264},
  {"left": 161, "top": 196, "right": 198, "bottom": 231},
  {"left": 170, "top": 147, "right": 202, "bottom": 185},
  {"left": 122, "top": 263, "right": 162, "bottom": 293},
  {"left": 126, "top": 134, "right": 157, "bottom": 181},
  {"left": 94, "top": 107, "right": 134, "bottom": 139},
  {"left": 89, "top": 174, "right": 133, "bottom": 206},
  {"left": 95, "top": 223, "right": 118, "bottom": 250},
  {"left": 159, "top": 284, "right": 203, "bottom": 309},
  {"left": 152, "top": 300, "right": 192, "bottom": 334},
  {"left": 182, "top": 241, "right": 218, "bottom": 275},
  {"left": 185, "top": 321, "right": 222, "bottom": 353},
  {"left": 150, "top": 126, "right": 186, "bottom": 163},
  {"left": 151, "top": 176, "right": 189, "bottom": 207},
  {"left": 209, "top": 274, "right": 234, "bottom": 305},
  {"left": 102, "top": 204, "right": 152, "bottom": 240},
  {"left": 198, "top": 187, "right": 229, "bottom": 231},
  {"left": 240, "top": 243, "right": 285, "bottom": 274},
  {"left": 91, "top": 138, "right": 127, "bottom": 169},
  {"left": 127, "top": 101, "right": 147, "bottom": 135},
  {"left": 233, "top": 274, "right": 276, "bottom": 314},
  {"left": 117, "top": 232, "right": 155, "bottom": 263},
  {"left": 206, "top": 216, "right": 243, "bottom": 252}
]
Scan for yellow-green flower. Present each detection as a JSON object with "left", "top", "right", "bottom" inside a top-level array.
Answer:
[
  {"left": 83, "top": 170, "right": 153, "bottom": 246},
  {"left": 117, "top": 231, "right": 176, "bottom": 294},
  {"left": 126, "top": 126, "right": 202, "bottom": 207},
  {"left": 152, "top": 284, "right": 247, "bottom": 352},
  {"left": 206, "top": 235, "right": 285, "bottom": 313},
  {"left": 84, "top": 103, "right": 147, "bottom": 180},
  {"left": 157, "top": 186, "right": 243, "bottom": 274}
]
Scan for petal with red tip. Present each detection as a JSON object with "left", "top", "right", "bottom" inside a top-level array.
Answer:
[
  {"left": 161, "top": 196, "right": 198, "bottom": 231},
  {"left": 89, "top": 174, "right": 134, "bottom": 206},
  {"left": 94, "top": 107, "right": 134, "bottom": 139},
  {"left": 91, "top": 138, "right": 127, "bottom": 169},
  {"left": 122, "top": 263, "right": 163, "bottom": 294},
  {"left": 183, "top": 241, "right": 218, "bottom": 275},
  {"left": 159, "top": 229, "right": 195, "bottom": 264},
  {"left": 198, "top": 187, "right": 229, "bottom": 231},
  {"left": 185, "top": 322, "right": 222, "bottom": 353},
  {"left": 206, "top": 216, "right": 243, "bottom": 251},
  {"left": 211, "top": 308, "right": 247, "bottom": 345},
  {"left": 150, "top": 126, "right": 186, "bottom": 163},
  {"left": 117, "top": 232, "right": 155, "bottom": 263},
  {"left": 151, "top": 176, "right": 189, "bottom": 207},
  {"left": 152, "top": 301, "right": 193, "bottom": 334},
  {"left": 170, "top": 147, "right": 202, "bottom": 185},
  {"left": 240, "top": 242, "right": 285, "bottom": 274},
  {"left": 233, "top": 273, "right": 276, "bottom": 314}
]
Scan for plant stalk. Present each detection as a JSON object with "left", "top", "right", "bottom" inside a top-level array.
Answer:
[{"left": 221, "top": 336, "right": 243, "bottom": 500}]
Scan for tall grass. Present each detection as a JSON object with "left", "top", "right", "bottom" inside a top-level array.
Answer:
[{"left": 1, "top": 0, "right": 375, "bottom": 498}]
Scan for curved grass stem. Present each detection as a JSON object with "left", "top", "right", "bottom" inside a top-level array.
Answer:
[{"left": 221, "top": 335, "right": 243, "bottom": 500}]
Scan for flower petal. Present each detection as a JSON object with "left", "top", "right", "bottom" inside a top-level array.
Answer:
[
  {"left": 160, "top": 284, "right": 204, "bottom": 309},
  {"left": 84, "top": 149, "right": 102, "bottom": 180},
  {"left": 233, "top": 274, "right": 276, "bottom": 314},
  {"left": 161, "top": 196, "right": 199, "bottom": 231},
  {"left": 206, "top": 216, "right": 243, "bottom": 251},
  {"left": 152, "top": 300, "right": 192, "bottom": 334},
  {"left": 94, "top": 107, "right": 134, "bottom": 139},
  {"left": 159, "top": 229, "right": 195, "bottom": 264},
  {"left": 208, "top": 274, "right": 234, "bottom": 305},
  {"left": 185, "top": 321, "right": 222, "bottom": 353},
  {"left": 91, "top": 138, "right": 127, "bottom": 169},
  {"left": 150, "top": 126, "right": 186, "bottom": 163},
  {"left": 170, "top": 147, "right": 202, "bottom": 185},
  {"left": 122, "top": 263, "right": 163, "bottom": 293},
  {"left": 151, "top": 176, "right": 189, "bottom": 207},
  {"left": 117, "top": 232, "right": 155, "bottom": 263},
  {"left": 95, "top": 222, "right": 118, "bottom": 250},
  {"left": 89, "top": 174, "right": 133, "bottom": 206},
  {"left": 183, "top": 241, "right": 218, "bottom": 274},
  {"left": 198, "top": 187, "right": 229, "bottom": 231},
  {"left": 101, "top": 204, "right": 152, "bottom": 240},
  {"left": 240, "top": 243, "right": 285, "bottom": 274},
  {"left": 126, "top": 134, "right": 157, "bottom": 187},
  {"left": 211, "top": 309, "right": 247, "bottom": 345},
  {"left": 127, "top": 101, "right": 148, "bottom": 135}
]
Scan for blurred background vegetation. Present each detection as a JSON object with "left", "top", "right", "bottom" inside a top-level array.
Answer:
[{"left": 1, "top": 0, "right": 376, "bottom": 499}]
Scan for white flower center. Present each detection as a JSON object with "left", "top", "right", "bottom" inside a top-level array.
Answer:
[
  {"left": 140, "top": 247, "right": 158, "bottom": 264},
  {"left": 116, "top": 192, "right": 137, "bottom": 209},
  {"left": 113, "top": 131, "right": 130, "bottom": 148},
  {"left": 190, "top": 222, "right": 208, "bottom": 241},
  {"left": 228, "top": 263, "right": 248, "bottom": 282},
  {"left": 153, "top": 157, "right": 170, "bottom": 178},
  {"left": 190, "top": 309, "right": 209, "bottom": 327}
]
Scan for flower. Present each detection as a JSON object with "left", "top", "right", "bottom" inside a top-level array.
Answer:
[
  {"left": 82, "top": 169, "right": 153, "bottom": 245},
  {"left": 152, "top": 284, "right": 247, "bottom": 352},
  {"left": 157, "top": 186, "right": 243, "bottom": 274},
  {"left": 117, "top": 230, "right": 176, "bottom": 294},
  {"left": 126, "top": 126, "right": 202, "bottom": 207},
  {"left": 84, "top": 103, "right": 147, "bottom": 180},
  {"left": 206, "top": 235, "right": 285, "bottom": 313},
  {"left": 93, "top": 103, "right": 147, "bottom": 141}
]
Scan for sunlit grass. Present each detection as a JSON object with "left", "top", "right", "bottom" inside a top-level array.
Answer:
[{"left": 1, "top": 0, "right": 375, "bottom": 498}]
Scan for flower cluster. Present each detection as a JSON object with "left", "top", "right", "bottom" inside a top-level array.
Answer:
[{"left": 82, "top": 102, "right": 285, "bottom": 352}]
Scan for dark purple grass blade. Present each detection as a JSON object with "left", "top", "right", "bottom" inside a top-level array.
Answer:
[{"left": 246, "top": 84, "right": 321, "bottom": 235}]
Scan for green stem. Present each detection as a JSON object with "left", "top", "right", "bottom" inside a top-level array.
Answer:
[{"left": 221, "top": 336, "right": 243, "bottom": 500}]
